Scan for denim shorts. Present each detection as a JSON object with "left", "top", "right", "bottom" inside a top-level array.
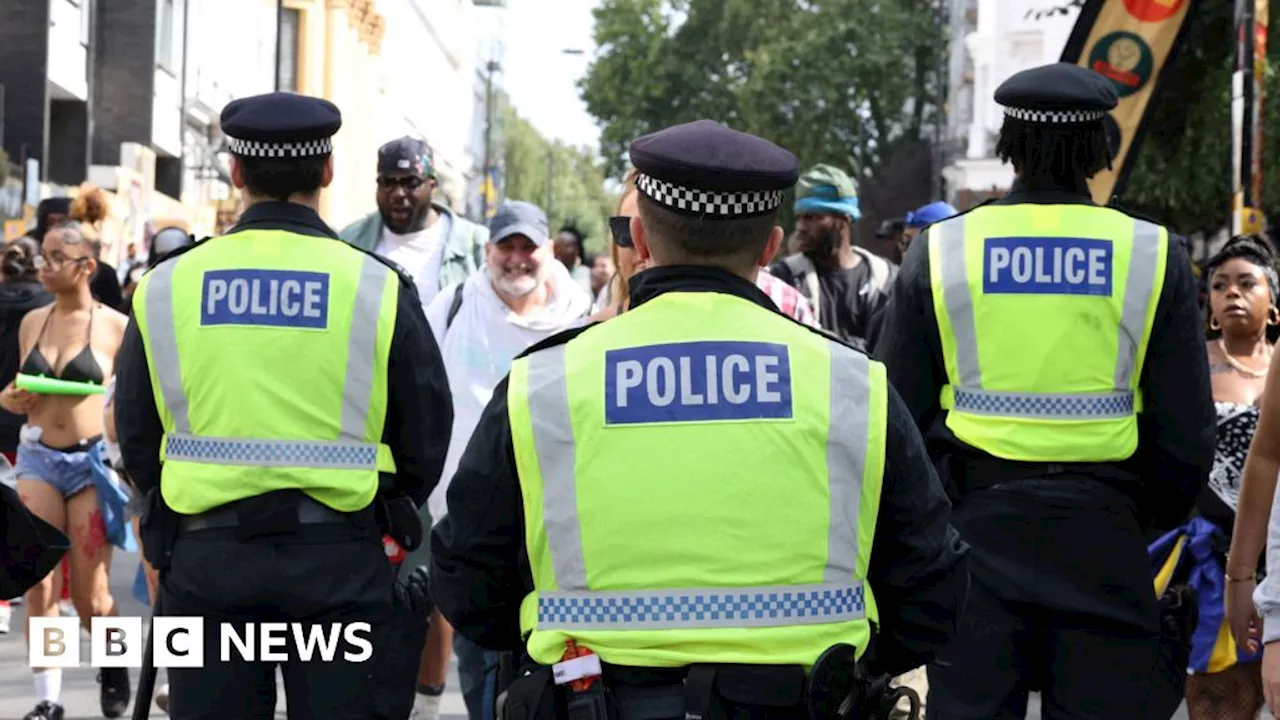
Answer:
[{"left": 14, "top": 424, "right": 104, "bottom": 498}]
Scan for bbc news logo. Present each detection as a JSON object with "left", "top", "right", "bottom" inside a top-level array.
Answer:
[{"left": 29, "top": 617, "right": 373, "bottom": 668}]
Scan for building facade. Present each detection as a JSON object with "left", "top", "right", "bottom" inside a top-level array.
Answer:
[
  {"left": 282, "top": 0, "right": 387, "bottom": 228},
  {"left": 0, "top": 0, "right": 97, "bottom": 186},
  {"left": 379, "top": 0, "right": 480, "bottom": 212},
  {"left": 941, "top": 0, "right": 1078, "bottom": 206}
]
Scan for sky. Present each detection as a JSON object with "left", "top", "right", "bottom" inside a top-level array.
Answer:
[{"left": 478, "top": 0, "right": 603, "bottom": 149}]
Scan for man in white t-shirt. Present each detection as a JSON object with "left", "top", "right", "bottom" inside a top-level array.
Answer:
[
  {"left": 339, "top": 137, "right": 488, "bottom": 307},
  {"left": 410, "top": 200, "right": 591, "bottom": 720}
]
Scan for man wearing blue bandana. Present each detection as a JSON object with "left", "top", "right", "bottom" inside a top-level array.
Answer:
[{"left": 769, "top": 164, "right": 896, "bottom": 350}]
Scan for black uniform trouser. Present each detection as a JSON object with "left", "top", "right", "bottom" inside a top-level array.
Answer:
[
  {"left": 159, "top": 527, "right": 403, "bottom": 720},
  {"left": 925, "top": 573, "right": 1162, "bottom": 720},
  {"left": 925, "top": 479, "right": 1166, "bottom": 720}
]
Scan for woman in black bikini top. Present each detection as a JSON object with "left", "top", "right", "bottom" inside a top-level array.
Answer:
[
  {"left": 20, "top": 303, "right": 106, "bottom": 385},
  {"left": 0, "top": 219, "right": 129, "bottom": 720}
]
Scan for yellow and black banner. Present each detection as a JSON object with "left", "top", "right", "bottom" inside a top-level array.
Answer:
[{"left": 1061, "top": 0, "right": 1195, "bottom": 205}]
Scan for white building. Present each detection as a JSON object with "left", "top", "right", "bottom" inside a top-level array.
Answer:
[
  {"left": 181, "top": 0, "right": 278, "bottom": 209},
  {"left": 379, "top": 0, "right": 481, "bottom": 212},
  {"left": 942, "top": 0, "right": 1078, "bottom": 203}
]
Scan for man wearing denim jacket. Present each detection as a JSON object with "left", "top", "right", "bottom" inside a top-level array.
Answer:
[{"left": 340, "top": 137, "right": 489, "bottom": 308}]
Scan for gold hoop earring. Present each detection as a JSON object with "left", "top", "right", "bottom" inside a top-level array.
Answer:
[
  {"left": 1269, "top": 307, "right": 1279, "bottom": 326},
  {"left": 1210, "top": 315, "right": 1221, "bottom": 331}
]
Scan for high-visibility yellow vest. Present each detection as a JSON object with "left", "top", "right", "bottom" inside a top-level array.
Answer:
[
  {"left": 927, "top": 204, "right": 1168, "bottom": 462},
  {"left": 508, "top": 291, "right": 888, "bottom": 668},
  {"left": 131, "top": 229, "right": 399, "bottom": 514}
]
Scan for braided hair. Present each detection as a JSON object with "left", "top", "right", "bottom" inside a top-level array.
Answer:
[{"left": 994, "top": 116, "right": 1113, "bottom": 186}]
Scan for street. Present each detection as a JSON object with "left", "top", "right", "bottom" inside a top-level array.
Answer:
[{"left": 0, "top": 550, "right": 468, "bottom": 720}]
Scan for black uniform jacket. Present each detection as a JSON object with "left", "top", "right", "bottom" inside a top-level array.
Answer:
[
  {"left": 872, "top": 177, "right": 1215, "bottom": 531},
  {"left": 114, "top": 201, "right": 453, "bottom": 508},
  {"left": 431, "top": 265, "right": 971, "bottom": 678}
]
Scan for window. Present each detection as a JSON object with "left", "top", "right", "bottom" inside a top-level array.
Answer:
[
  {"left": 157, "top": 0, "right": 176, "bottom": 73},
  {"left": 79, "top": 0, "right": 92, "bottom": 47},
  {"left": 277, "top": 8, "right": 302, "bottom": 92}
]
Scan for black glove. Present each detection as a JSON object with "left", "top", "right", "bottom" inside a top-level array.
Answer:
[{"left": 396, "top": 564, "right": 434, "bottom": 619}]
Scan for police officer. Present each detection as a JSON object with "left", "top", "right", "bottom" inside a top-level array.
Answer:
[
  {"left": 430, "top": 119, "right": 969, "bottom": 720},
  {"left": 114, "top": 93, "right": 453, "bottom": 720},
  {"left": 873, "top": 63, "right": 1215, "bottom": 719}
]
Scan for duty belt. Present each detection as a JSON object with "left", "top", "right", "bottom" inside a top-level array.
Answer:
[{"left": 178, "top": 494, "right": 364, "bottom": 533}]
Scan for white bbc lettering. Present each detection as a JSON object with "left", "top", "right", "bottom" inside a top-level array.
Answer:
[
  {"left": 220, "top": 622, "right": 374, "bottom": 662},
  {"left": 342, "top": 623, "right": 374, "bottom": 662},
  {"left": 614, "top": 352, "right": 785, "bottom": 408},
  {"left": 154, "top": 617, "right": 205, "bottom": 668},
  {"left": 28, "top": 617, "right": 80, "bottom": 668},
  {"left": 206, "top": 277, "right": 324, "bottom": 318},
  {"left": 90, "top": 617, "right": 143, "bottom": 668}
]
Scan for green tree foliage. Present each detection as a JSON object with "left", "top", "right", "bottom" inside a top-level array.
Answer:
[
  {"left": 501, "top": 102, "right": 619, "bottom": 256},
  {"left": 579, "top": 0, "right": 947, "bottom": 237},
  {"left": 1038, "top": 0, "right": 1279, "bottom": 237}
]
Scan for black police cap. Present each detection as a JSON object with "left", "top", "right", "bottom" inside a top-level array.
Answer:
[
  {"left": 629, "top": 119, "right": 799, "bottom": 219},
  {"left": 994, "top": 62, "right": 1118, "bottom": 124},
  {"left": 220, "top": 92, "right": 342, "bottom": 159}
]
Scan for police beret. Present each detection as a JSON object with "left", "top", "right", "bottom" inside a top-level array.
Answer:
[
  {"left": 994, "top": 62, "right": 1118, "bottom": 124},
  {"left": 221, "top": 92, "right": 342, "bottom": 158},
  {"left": 629, "top": 120, "right": 799, "bottom": 219}
]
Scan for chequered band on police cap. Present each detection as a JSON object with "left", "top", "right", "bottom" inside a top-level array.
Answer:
[
  {"left": 635, "top": 173, "right": 784, "bottom": 218},
  {"left": 1004, "top": 107, "right": 1107, "bottom": 124},
  {"left": 226, "top": 136, "right": 333, "bottom": 158}
]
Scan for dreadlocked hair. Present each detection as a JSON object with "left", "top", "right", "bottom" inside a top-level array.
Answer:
[{"left": 994, "top": 115, "right": 1113, "bottom": 184}]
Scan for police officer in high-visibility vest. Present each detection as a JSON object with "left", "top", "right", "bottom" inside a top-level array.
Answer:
[
  {"left": 430, "top": 119, "right": 969, "bottom": 720},
  {"left": 114, "top": 93, "right": 453, "bottom": 720},
  {"left": 874, "top": 63, "right": 1215, "bottom": 719}
]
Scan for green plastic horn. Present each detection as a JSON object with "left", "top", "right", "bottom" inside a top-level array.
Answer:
[{"left": 15, "top": 374, "right": 106, "bottom": 396}]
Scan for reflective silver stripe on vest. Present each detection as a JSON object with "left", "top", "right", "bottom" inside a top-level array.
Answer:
[
  {"left": 523, "top": 338, "right": 873, "bottom": 629},
  {"left": 936, "top": 214, "right": 1160, "bottom": 419},
  {"left": 143, "top": 250, "right": 391, "bottom": 468},
  {"left": 145, "top": 258, "right": 192, "bottom": 433},
  {"left": 340, "top": 256, "right": 393, "bottom": 440},
  {"left": 538, "top": 582, "right": 866, "bottom": 630},
  {"left": 163, "top": 434, "right": 378, "bottom": 469}
]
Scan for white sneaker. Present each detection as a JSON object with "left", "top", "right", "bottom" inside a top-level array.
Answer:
[
  {"left": 409, "top": 692, "right": 441, "bottom": 720},
  {"left": 0, "top": 602, "right": 10, "bottom": 634}
]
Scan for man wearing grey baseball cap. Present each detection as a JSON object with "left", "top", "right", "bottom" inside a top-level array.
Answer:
[
  {"left": 404, "top": 199, "right": 590, "bottom": 720},
  {"left": 339, "top": 136, "right": 489, "bottom": 308}
]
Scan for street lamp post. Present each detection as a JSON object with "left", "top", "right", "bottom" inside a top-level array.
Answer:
[{"left": 483, "top": 59, "right": 502, "bottom": 218}]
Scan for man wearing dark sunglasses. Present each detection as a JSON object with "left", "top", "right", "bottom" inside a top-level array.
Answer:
[{"left": 339, "top": 136, "right": 488, "bottom": 308}]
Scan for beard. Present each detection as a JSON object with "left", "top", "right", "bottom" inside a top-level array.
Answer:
[
  {"left": 801, "top": 226, "right": 841, "bottom": 259},
  {"left": 491, "top": 261, "right": 545, "bottom": 298}
]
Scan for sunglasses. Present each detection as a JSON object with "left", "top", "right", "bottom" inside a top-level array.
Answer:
[
  {"left": 610, "top": 216, "right": 633, "bottom": 248},
  {"left": 377, "top": 176, "right": 425, "bottom": 190}
]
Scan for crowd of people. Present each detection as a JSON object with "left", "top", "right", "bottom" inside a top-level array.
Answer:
[{"left": 4, "top": 66, "right": 1280, "bottom": 720}]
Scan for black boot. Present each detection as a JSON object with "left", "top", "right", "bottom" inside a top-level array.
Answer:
[
  {"left": 98, "top": 667, "right": 131, "bottom": 718},
  {"left": 22, "top": 701, "right": 64, "bottom": 720}
]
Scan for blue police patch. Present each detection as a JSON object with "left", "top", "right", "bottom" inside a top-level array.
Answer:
[
  {"left": 604, "top": 341, "right": 793, "bottom": 425},
  {"left": 201, "top": 269, "right": 330, "bottom": 329},
  {"left": 983, "top": 237, "right": 1113, "bottom": 296}
]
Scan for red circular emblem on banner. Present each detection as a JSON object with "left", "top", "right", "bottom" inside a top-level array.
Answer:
[{"left": 1122, "top": 0, "right": 1185, "bottom": 23}]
